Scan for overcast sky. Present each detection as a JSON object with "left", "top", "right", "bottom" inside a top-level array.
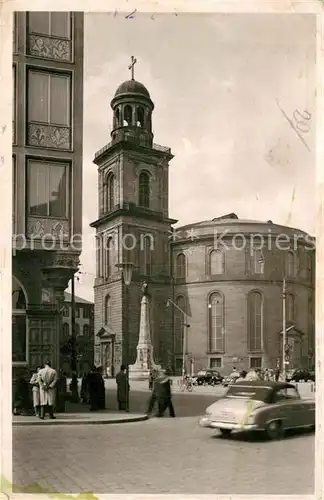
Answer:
[{"left": 74, "top": 12, "right": 316, "bottom": 301}]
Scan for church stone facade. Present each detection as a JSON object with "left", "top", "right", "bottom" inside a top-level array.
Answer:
[{"left": 91, "top": 73, "right": 315, "bottom": 376}]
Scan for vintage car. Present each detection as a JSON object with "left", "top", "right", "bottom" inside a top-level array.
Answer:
[
  {"left": 196, "top": 370, "right": 223, "bottom": 386},
  {"left": 199, "top": 380, "right": 315, "bottom": 439}
]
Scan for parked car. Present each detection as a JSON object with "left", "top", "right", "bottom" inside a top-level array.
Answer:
[
  {"left": 287, "top": 369, "right": 315, "bottom": 383},
  {"left": 199, "top": 380, "right": 315, "bottom": 440},
  {"left": 196, "top": 370, "right": 223, "bottom": 386}
]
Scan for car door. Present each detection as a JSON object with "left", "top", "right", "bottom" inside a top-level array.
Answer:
[{"left": 272, "top": 388, "right": 303, "bottom": 428}]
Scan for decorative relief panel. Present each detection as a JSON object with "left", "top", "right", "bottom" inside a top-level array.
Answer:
[
  {"left": 28, "top": 123, "right": 71, "bottom": 150},
  {"left": 52, "top": 252, "right": 80, "bottom": 269},
  {"left": 27, "top": 217, "right": 70, "bottom": 240},
  {"left": 28, "top": 34, "right": 72, "bottom": 62}
]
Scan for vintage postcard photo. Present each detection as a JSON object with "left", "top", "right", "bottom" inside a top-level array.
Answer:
[{"left": 1, "top": 4, "right": 322, "bottom": 497}]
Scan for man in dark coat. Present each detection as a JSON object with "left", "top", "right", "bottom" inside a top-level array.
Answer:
[
  {"left": 155, "top": 370, "right": 175, "bottom": 418},
  {"left": 88, "top": 365, "right": 103, "bottom": 411},
  {"left": 116, "top": 364, "right": 130, "bottom": 411}
]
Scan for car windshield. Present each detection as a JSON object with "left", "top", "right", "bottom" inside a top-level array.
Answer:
[
  {"left": 225, "top": 384, "right": 272, "bottom": 402},
  {"left": 197, "top": 371, "right": 206, "bottom": 376}
]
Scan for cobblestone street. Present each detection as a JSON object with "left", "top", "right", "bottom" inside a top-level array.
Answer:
[{"left": 13, "top": 416, "right": 314, "bottom": 495}]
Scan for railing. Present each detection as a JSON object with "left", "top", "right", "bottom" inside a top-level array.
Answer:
[{"left": 94, "top": 134, "right": 171, "bottom": 159}]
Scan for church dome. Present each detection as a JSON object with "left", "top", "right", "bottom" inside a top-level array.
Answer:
[{"left": 114, "top": 79, "right": 151, "bottom": 99}]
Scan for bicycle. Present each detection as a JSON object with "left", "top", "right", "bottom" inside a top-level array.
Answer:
[{"left": 179, "top": 378, "right": 194, "bottom": 392}]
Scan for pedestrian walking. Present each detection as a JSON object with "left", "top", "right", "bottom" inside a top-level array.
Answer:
[
  {"left": 29, "top": 366, "right": 41, "bottom": 416},
  {"left": 38, "top": 361, "right": 58, "bottom": 419},
  {"left": 274, "top": 368, "right": 280, "bottom": 382},
  {"left": 116, "top": 364, "right": 130, "bottom": 411},
  {"left": 156, "top": 369, "right": 175, "bottom": 418}
]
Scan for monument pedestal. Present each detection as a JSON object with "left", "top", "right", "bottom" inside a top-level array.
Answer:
[{"left": 128, "top": 293, "right": 160, "bottom": 381}]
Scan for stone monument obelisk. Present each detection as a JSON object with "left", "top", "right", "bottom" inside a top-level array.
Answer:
[{"left": 128, "top": 282, "right": 160, "bottom": 380}]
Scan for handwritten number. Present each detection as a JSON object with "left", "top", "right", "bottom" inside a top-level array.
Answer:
[{"left": 293, "top": 109, "right": 311, "bottom": 133}]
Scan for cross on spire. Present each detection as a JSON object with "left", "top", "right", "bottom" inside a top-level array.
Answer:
[{"left": 128, "top": 56, "right": 137, "bottom": 80}]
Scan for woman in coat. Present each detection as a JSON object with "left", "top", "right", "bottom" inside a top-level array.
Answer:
[{"left": 29, "top": 367, "right": 41, "bottom": 416}]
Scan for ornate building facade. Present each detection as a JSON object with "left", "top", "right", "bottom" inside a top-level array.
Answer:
[
  {"left": 12, "top": 12, "right": 84, "bottom": 378},
  {"left": 92, "top": 69, "right": 315, "bottom": 376}
]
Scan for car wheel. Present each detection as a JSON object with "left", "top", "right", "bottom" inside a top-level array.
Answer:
[
  {"left": 220, "top": 429, "right": 232, "bottom": 437},
  {"left": 266, "top": 420, "right": 283, "bottom": 440}
]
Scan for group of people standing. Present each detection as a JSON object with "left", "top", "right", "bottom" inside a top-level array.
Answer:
[
  {"left": 29, "top": 361, "right": 59, "bottom": 419},
  {"left": 229, "top": 366, "right": 281, "bottom": 383}
]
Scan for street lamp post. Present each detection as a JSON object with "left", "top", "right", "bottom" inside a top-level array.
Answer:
[
  {"left": 116, "top": 262, "right": 134, "bottom": 412},
  {"left": 166, "top": 298, "right": 189, "bottom": 379},
  {"left": 257, "top": 252, "right": 287, "bottom": 379}
]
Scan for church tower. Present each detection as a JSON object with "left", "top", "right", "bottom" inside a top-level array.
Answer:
[{"left": 91, "top": 57, "right": 176, "bottom": 376}]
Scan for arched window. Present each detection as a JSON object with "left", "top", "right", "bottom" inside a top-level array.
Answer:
[
  {"left": 115, "top": 108, "right": 120, "bottom": 126},
  {"left": 139, "top": 172, "right": 150, "bottom": 208},
  {"left": 136, "top": 106, "right": 145, "bottom": 127},
  {"left": 105, "top": 237, "right": 114, "bottom": 278},
  {"left": 252, "top": 249, "right": 265, "bottom": 274},
  {"left": 62, "top": 322, "right": 70, "bottom": 338},
  {"left": 209, "top": 250, "right": 225, "bottom": 275},
  {"left": 123, "top": 105, "right": 132, "bottom": 126},
  {"left": 286, "top": 251, "right": 296, "bottom": 277},
  {"left": 143, "top": 236, "right": 152, "bottom": 275},
  {"left": 176, "top": 253, "right": 186, "bottom": 279},
  {"left": 174, "top": 295, "right": 186, "bottom": 353},
  {"left": 106, "top": 173, "right": 115, "bottom": 212},
  {"left": 286, "top": 293, "right": 295, "bottom": 323},
  {"left": 104, "top": 295, "right": 111, "bottom": 325},
  {"left": 247, "top": 291, "right": 263, "bottom": 352},
  {"left": 83, "top": 324, "right": 90, "bottom": 336},
  {"left": 12, "top": 276, "right": 27, "bottom": 363},
  {"left": 208, "top": 292, "right": 225, "bottom": 352}
]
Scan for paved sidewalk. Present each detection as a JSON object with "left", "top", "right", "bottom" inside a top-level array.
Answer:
[{"left": 13, "top": 412, "right": 148, "bottom": 426}]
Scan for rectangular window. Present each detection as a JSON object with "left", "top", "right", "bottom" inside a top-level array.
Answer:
[
  {"left": 28, "top": 12, "right": 71, "bottom": 39},
  {"left": 250, "top": 357, "right": 262, "bottom": 369},
  {"left": 28, "top": 70, "right": 70, "bottom": 126},
  {"left": 83, "top": 307, "right": 90, "bottom": 319},
  {"left": 63, "top": 306, "right": 69, "bottom": 317},
  {"left": 210, "top": 357, "right": 222, "bottom": 369},
  {"left": 75, "top": 308, "right": 80, "bottom": 318},
  {"left": 12, "top": 314, "right": 27, "bottom": 363},
  {"left": 27, "top": 159, "right": 68, "bottom": 218}
]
